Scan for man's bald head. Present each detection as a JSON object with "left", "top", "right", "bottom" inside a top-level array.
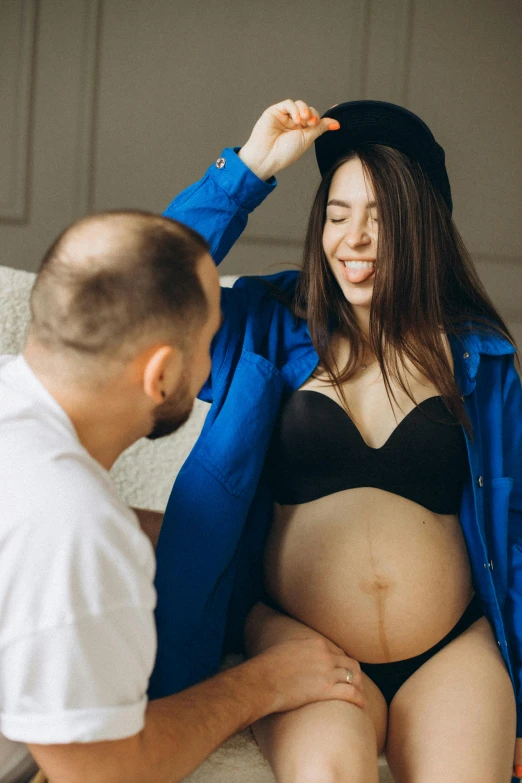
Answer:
[{"left": 28, "top": 210, "right": 210, "bottom": 370}]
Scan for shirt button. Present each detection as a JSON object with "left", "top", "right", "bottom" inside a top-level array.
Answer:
[
  {"left": 489, "top": 559, "right": 494, "bottom": 570},
  {"left": 463, "top": 352, "right": 470, "bottom": 359},
  {"left": 215, "top": 157, "right": 226, "bottom": 169},
  {"left": 497, "top": 640, "right": 502, "bottom": 648},
  {"left": 476, "top": 475, "right": 484, "bottom": 487}
]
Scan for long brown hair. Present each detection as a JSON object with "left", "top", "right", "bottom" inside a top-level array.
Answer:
[{"left": 292, "top": 144, "right": 518, "bottom": 436}]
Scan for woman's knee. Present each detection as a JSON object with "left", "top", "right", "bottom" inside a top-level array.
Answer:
[
  {"left": 253, "top": 699, "right": 382, "bottom": 783},
  {"left": 282, "top": 750, "right": 379, "bottom": 783}
]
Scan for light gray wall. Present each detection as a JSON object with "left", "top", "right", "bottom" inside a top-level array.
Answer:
[{"left": 1, "top": 0, "right": 521, "bottom": 340}]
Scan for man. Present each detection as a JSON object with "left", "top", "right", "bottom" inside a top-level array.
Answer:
[{"left": 0, "top": 210, "right": 363, "bottom": 783}]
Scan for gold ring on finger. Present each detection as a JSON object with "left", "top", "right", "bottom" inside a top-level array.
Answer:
[{"left": 346, "top": 669, "right": 354, "bottom": 684}]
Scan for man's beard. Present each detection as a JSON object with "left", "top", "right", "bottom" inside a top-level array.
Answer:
[{"left": 146, "top": 371, "right": 194, "bottom": 440}]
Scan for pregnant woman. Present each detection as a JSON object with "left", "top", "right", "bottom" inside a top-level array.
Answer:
[{"left": 150, "top": 99, "right": 522, "bottom": 782}]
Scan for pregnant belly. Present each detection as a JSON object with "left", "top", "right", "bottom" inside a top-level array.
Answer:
[{"left": 263, "top": 487, "right": 475, "bottom": 663}]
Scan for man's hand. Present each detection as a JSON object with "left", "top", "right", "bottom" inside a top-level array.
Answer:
[
  {"left": 249, "top": 635, "right": 365, "bottom": 714},
  {"left": 28, "top": 634, "right": 364, "bottom": 783},
  {"left": 238, "top": 98, "right": 340, "bottom": 181}
]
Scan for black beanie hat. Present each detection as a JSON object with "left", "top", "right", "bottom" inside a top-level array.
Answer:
[{"left": 315, "top": 100, "right": 453, "bottom": 214}]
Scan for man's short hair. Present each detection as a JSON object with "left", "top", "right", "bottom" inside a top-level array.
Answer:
[{"left": 29, "top": 210, "right": 210, "bottom": 360}]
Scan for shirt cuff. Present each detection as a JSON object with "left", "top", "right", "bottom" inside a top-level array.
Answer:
[
  {"left": 1, "top": 699, "right": 147, "bottom": 744},
  {"left": 207, "top": 147, "right": 277, "bottom": 212}
]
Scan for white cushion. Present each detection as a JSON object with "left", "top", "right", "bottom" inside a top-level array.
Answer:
[{"left": 187, "top": 725, "right": 394, "bottom": 783}]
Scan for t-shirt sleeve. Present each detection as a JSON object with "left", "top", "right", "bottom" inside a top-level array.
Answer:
[
  {"left": 0, "top": 607, "right": 156, "bottom": 744},
  {"left": 0, "top": 460, "right": 157, "bottom": 746}
]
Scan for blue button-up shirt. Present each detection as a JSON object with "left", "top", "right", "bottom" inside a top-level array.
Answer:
[{"left": 150, "top": 148, "right": 522, "bottom": 742}]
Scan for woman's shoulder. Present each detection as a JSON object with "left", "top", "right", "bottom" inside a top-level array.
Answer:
[{"left": 450, "top": 321, "right": 517, "bottom": 358}]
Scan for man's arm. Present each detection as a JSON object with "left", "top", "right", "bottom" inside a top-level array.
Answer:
[{"left": 29, "top": 637, "right": 364, "bottom": 783}]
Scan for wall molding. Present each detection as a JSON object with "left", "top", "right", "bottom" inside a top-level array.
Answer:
[
  {"left": 71, "top": 0, "right": 102, "bottom": 219},
  {"left": 362, "top": 0, "right": 414, "bottom": 104},
  {"left": 349, "top": 0, "right": 372, "bottom": 100},
  {"left": 392, "top": 0, "right": 414, "bottom": 106},
  {"left": 0, "top": 0, "right": 37, "bottom": 222}
]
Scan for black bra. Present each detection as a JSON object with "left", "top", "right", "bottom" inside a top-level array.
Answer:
[{"left": 268, "top": 391, "right": 469, "bottom": 514}]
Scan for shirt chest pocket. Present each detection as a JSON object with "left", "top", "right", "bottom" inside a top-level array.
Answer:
[{"left": 196, "top": 351, "right": 285, "bottom": 501}]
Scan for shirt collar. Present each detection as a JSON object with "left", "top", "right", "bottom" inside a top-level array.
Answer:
[{"left": 3, "top": 354, "right": 78, "bottom": 437}]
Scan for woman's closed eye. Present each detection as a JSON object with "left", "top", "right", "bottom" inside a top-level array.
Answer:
[{"left": 328, "top": 215, "right": 378, "bottom": 224}]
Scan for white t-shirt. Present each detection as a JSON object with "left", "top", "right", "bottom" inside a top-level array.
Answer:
[{"left": 0, "top": 356, "right": 157, "bottom": 782}]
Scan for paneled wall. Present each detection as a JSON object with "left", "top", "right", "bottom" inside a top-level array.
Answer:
[{"left": 1, "top": 0, "right": 521, "bottom": 340}]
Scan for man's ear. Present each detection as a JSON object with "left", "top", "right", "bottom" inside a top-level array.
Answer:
[{"left": 142, "top": 344, "right": 184, "bottom": 404}]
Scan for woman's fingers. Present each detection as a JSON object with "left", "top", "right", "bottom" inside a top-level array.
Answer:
[
  {"left": 272, "top": 99, "right": 304, "bottom": 127},
  {"left": 267, "top": 99, "right": 341, "bottom": 137},
  {"left": 307, "top": 106, "right": 321, "bottom": 126},
  {"left": 294, "top": 99, "right": 318, "bottom": 126},
  {"left": 238, "top": 99, "right": 341, "bottom": 180},
  {"left": 272, "top": 99, "right": 328, "bottom": 129},
  {"left": 322, "top": 116, "right": 341, "bottom": 131},
  {"left": 292, "top": 101, "right": 338, "bottom": 130},
  {"left": 269, "top": 98, "right": 341, "bottom": 132}
]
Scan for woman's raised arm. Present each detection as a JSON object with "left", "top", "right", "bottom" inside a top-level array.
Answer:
[{"left": 162, "top": 99, "right": 339, "bottom": 266}]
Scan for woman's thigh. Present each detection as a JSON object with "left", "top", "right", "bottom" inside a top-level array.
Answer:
[
  {"left": 385, "top": 616, "right": 516, "bottom": 783},
  {"left": 245, "top": 602, "right": 388, "bottom": 783}
]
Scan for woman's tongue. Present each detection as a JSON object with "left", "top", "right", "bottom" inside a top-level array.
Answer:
[{"left": 343, "top": 261, "right": 375, "bottom": 283}]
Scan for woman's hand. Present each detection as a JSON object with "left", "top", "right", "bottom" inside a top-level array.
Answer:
[
  {"left": 238, "top": 98, "right": 340, "bottom": 181},
  {"left": 513, "top": 737, "right": 522, "bottom": 778}
]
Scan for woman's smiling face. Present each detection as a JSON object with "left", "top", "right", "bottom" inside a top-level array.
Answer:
[{"left": 322, "top": 156, "right": 378, "bottom": 310}]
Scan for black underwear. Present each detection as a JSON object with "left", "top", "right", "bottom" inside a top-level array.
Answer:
[
  {"left": 268, "top": 391, "right": 469, "bottom": 514},
  {"left": 359, "top": 593, "right": 484, "bottom": 705},
  {"left": 261, "top": 592, "right": 484, "bottom": 706}
]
